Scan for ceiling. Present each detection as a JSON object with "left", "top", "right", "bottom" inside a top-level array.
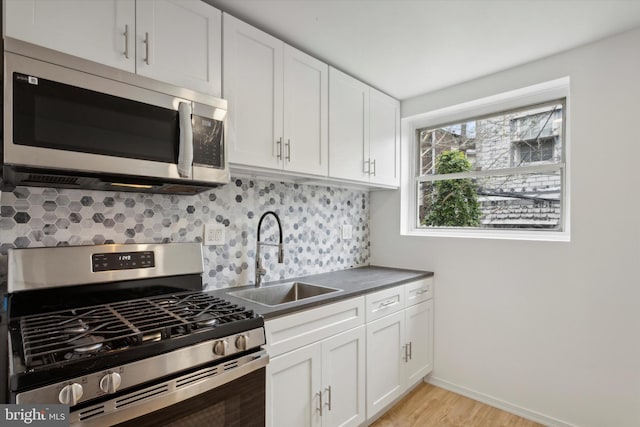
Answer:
[{"left": 205, "top": 0, "right": 640, "bottom": 100}]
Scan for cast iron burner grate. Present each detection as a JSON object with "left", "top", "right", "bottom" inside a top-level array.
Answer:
[{"left": 18, "top": 291, "right": 256, "bottom": 369}]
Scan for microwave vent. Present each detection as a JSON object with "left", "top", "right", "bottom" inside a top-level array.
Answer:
[
  {"left": 162, "top": 184, "right": 203, "bottom": 194},
  {"left": 26, "top": 174, "right": 79, "bottom": 185}
]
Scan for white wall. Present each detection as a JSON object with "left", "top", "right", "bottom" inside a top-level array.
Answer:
[{"left": 370, "top": 27, "right": 640, "bottom": 427}]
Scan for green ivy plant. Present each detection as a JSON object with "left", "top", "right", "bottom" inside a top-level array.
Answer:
[{"left": 424, "top": 150, "right": 481, "bottom": 227}]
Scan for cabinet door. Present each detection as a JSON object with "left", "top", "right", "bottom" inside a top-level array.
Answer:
[
  {"left": 135, "top": 0, "right": 221, "bottom": 96},
  {"left": 223, "top": 14, "right": 283, "bottom": 169},
  {"left": 329, "top": 67, "right": 369, "bottom": 182},
  {"left": 366, "top": 311, "right": 405, "bottom": 419},
  {"left": 283, "top": 45, "right": 328, "bottom": 176},
  {"left": 321, "top": 326, "right": 365, "bottom": 427},
  {"left": 405, "top": 299, "right": 434, "bottom": 387},
  {"left": 4, "top": 0, "right": 135, "bottom": 72},
  {"left": 369, "top": 88, "right": 400, "bottom": 187},
  {"left": 267, "top": 343, "right": 322, "bottom": 427}
]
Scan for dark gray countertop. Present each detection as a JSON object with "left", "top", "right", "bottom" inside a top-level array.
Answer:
[{"left": 214, "top": 266, "right": 433, "bottom": 319}]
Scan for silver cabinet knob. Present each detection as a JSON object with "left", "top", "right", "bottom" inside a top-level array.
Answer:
[
  {"left": 235, "top": 334, "right": 248, "bottom": 351},
  {"left": 58, "top": 383, "right": 83, "bottom": 406},
  {"left": 99, "top": 372, "right": 122, "bottom": 394},
  {"left": 213, "top": 340, "right": 228, "bottom": 356}
]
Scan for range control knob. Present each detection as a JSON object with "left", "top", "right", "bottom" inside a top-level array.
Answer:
[
  {"left": 99, "top": 372, "right": 122, "bottom": 394},
  {"left": 235, "top": 334, "right": 249, "bottom": 351},
  {"left": 213, "top": 340, "right": 228, "bottom": 356},
  {"left": 58, "top": 383, "right": 83, "bottom": 406}
]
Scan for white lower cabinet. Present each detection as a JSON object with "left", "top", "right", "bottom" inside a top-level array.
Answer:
[
  {"left": 405, "top": 299, "right": 434, "bottom": 386},
  {"left": 365, "top": 278, "right": 434, "bottom": 421},
  {"left": 322, "top": 327, "right": 366, "bottom": 427},
  {"left": 268, "top": 340, "right": 322, "bottom": 427},
  {"left": 265, "top": 277, "right": 433, "bottom": 425},
  {"left": 366, "top": 310, "right": 406, "bottom": 417},
  {"left": 267, "top": 326, "right": 366, "bottom": 427}
]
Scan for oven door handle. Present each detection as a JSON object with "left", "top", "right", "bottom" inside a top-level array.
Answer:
[
  {"left": 177, "top": 101, "right": 193, "bottom": 178},
  {"left": 70, "top": 350, "right": 269, "bottom": 427}
]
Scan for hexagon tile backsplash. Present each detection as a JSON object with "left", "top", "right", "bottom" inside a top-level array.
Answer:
[{"left": 0, "top": 177, "right": 370, "bottom": 290}]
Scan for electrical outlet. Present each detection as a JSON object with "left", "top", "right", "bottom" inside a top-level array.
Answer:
[
  {"left": 204, "top": 224, "right": 225, "bottom": 246},
  {"left": 340, "top": 224, "right": 353, "bottom": 240}
]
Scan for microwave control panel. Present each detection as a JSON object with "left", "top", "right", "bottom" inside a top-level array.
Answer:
[{"left": 193, "top": 115, "right": 224, "bottom": 169}]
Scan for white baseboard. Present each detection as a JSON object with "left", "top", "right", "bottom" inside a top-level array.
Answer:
[{"left": 426, "top": 376, "right": 577, "bottom": 427}]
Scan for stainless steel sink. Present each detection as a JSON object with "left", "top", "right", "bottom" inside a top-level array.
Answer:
[{"left": 228, "top": 282, "right": 342, "bottom": 307}]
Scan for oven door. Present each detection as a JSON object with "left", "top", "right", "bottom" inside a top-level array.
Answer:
[
  {"left": 4, "top": 52, "right": 228, "bottom": 184},
  {"left": 72, "top": 350, "right": 268, "bottom": 427}
]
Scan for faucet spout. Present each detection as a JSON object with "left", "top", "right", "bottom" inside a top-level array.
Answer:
[{"left": 255, "top": 211, "right": 284, "bottom": 287}]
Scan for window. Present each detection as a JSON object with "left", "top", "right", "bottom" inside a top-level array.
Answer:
[
  {"left": 510, "top": 106, "right": 563, "bottom": 166},
  {"left": 401, "top": 78, "right": 569, "bottom": 240},
  {"left": 513, "top": 137, "right": 555, "bottom": 164}
]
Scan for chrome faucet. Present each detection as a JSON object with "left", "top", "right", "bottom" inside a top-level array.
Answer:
[{"left": 255, "top": 211, "right": 284, "bottom": 287}]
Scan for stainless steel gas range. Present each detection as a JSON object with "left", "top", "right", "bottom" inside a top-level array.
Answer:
[{"left": 3, "top": 243, "right": 268, "bottom": 426}]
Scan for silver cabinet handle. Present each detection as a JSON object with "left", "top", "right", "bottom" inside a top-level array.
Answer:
[
  {"left": 325, "top": 385, "right": 332, "bottom": 411},
  {"left": 364, "top": 159, "right": 370, "bottom": 174},
  {"left": 317, "top": 390, "right": 323, "bottom": 416},
  {"left": 409, "top": 341, "right": 413, "bottom": 360},
  {"left": 123, "top": 24, "right": 129, "bottom": 58},
  {"left": 285, "top": 139, "right": 291, "bottom": 162},
  {"left": 416, "top": 288, "right": 429, "bottom": 295},
  {"left": 379, "top": 299, "right": 397, "bottom": 309},
  {"left": 403, "top": 344, "right": 408, "bottom": 362},
  {"left": 276, "top": 137, "right": 282, "bottom": 160},
  {"left": 143, "top": 32, "right": 150, "bottom": 65},
  {"left": 371, "top": 158, "right": 376, "bottom": 176}
]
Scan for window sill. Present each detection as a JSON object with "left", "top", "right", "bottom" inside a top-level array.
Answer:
[{"left": 403, "top": 227, "right": 570, "bottom": 242}]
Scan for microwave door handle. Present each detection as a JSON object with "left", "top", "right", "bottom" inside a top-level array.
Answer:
[{"left": 177, "top": 102, "right": 193, "bottom": 179}]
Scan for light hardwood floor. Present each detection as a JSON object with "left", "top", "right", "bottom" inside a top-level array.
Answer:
[{"left": 371, "top": 383, "right": 543, "bottom": 427}]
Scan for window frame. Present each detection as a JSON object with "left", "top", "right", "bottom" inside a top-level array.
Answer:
[{"left": 400, "top": 77, "right": 570, "bottom": 241}]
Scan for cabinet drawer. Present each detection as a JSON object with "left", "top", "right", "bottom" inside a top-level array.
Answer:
[
  {"left": 265, "top": 296, "right": 365, "bottom": 358},
  {"left": 365, "top": 286, "right": 405, "bottom": 322},
  {"left": 405, "top": 277, "right": 433, "bottom": 307}
]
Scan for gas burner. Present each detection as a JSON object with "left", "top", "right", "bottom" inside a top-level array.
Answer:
[
  {"left": 142, "top": 332, "right": 162, "bottom": 342},
  {"left": 194, "top": 314, "right": 219, "bottom": 327},
  {"left": 62, "top": 319, "right": 90, "bottom": 334},
  {"left": 73, "top": 335, "right": 104, "bottom": 354}
]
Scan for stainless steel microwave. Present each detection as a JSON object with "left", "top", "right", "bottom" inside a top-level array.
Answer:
[{"left": 1, "top": 39, "right": 229, "bottom": 194}]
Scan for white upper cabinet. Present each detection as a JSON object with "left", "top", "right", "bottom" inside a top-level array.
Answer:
[
  {"left": 283, "top": 45, "right": 328, "bottom": 176},
  {"left": 329, "top": 67, "right": 400, "bottom": 187},
  {"left": 223, "top": 14, "right": 328, "bottom": 176},
  {"left": 329, "top": 67, "right": 370, "bottom": 182},
  {"left": 135, "top": 0, "right": 222, "bottom": 96},
  {"left": 4, "top": 0, "right": 222, "bottom": 96},
  {"left": 369, "top": 88, "right": 400, "bottom": 186},
  {"left": 223, "top": 13, "right": 283, "bottom": 170},
  {"left": 4, "top": 0, "right": 136, "bottom": 73}
]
